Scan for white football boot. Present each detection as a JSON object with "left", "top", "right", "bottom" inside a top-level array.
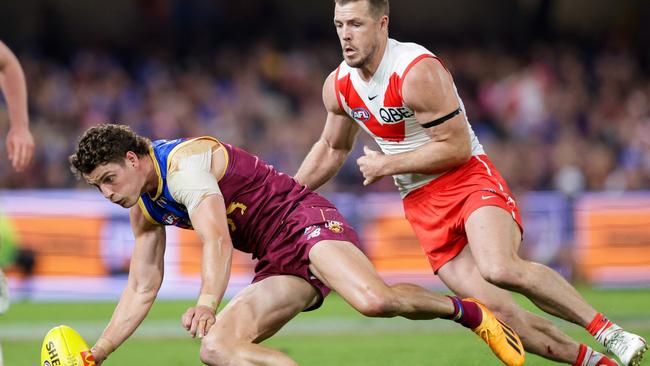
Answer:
[{"left": 598, "top": 327, "right": 647, "bottom": 366}]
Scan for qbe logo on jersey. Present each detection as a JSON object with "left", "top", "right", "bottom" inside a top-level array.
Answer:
[
  {"left": 379, "top": 107, "right": 414, "bottom": 124},
  {"left": 352, "top": 108, "right": 371, "bottom": 122}
]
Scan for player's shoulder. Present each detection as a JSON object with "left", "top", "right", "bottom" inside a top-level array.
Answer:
[
  {"left": 168, "top": 137, "right": 220, "bottom": 160},
  {"left": 331, "top": 60, "right": 352, "bottom": 82},
  {"left": 325, "top": 68, "right": 339, "bottom": 84},
  {"left": 387, "top": 39, "right": 436, "bottom": 76},
  {"left": 389, "top": 38, "right": 435, "bottom": 71},
  {"left": 390, "top": 38, "right": 432, "bottom": 55}
]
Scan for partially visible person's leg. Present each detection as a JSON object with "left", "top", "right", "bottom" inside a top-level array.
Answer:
[
  {"left": 0, "top": 270, "right": 8, "bottom": 314},
  {"left": 309, "top": 239, "right": 452, "bottom": 319},
  {"left": 466, "top": 206, "right": 647, "bottom": 366},
  {"left": 466, "top": 206, "right": 596, "bottom": 324},
  {"left": 0, "top": 270, "right": 8, "bottom": 366},
  {"left": 199, "top": 275, "right": 319, "bottom": 366},
  {"left": 309, "top": 239, "right": 525, "bottom": 366},
  {"left": 438, "top": 245, "right": 583, "bottom": 364}
]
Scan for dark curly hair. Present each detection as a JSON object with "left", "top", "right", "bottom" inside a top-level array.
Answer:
[{"left": 69, "top": 124, "right": 151, "bottom": 178}]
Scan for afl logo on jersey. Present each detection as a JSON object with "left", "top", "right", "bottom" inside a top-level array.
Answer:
[
  {"left": 352, "top": 108, "right": 371, "bottom": 122},
  {"left": 163, "top": 213, "right": 180, "bottom": 225},
  {"left": 162, "top": 213, "right": 192, "bottom": 229}
]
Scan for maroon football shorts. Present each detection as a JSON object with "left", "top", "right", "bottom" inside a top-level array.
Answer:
[{"left": 252, "top": 203, "right": 361, "bottom": 311}]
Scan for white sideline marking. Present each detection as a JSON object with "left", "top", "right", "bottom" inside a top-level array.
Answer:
[{"left": 1, "top": 317, "right": 649, "bottom": 342}]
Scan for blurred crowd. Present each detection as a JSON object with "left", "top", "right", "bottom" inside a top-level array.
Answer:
[{"left": 0, "top": 40, "right": 648, "bottom": 195}]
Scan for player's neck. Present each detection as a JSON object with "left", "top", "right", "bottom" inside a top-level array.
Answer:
[
  {"left": 141, "top": 155, "right": 160, "bottom": 197},
  {"left": 358, "top": 37, "right": 388, "bottom": 81}
]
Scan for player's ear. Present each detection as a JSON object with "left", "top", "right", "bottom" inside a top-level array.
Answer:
[
  {"left": 380, "top": 15, "right": 388, "bottom": 31},
  {"left": 125, "top": 151, "right": 139, "bottom": 168}
]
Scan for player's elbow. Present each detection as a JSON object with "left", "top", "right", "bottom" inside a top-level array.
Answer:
[
  {"left": 455, "top": 145, "right": 472, "bottom": 165},
  {"left": 130, "top": 277, "right": 162, "bottom": 299},
  {"left": 323, "top": 139, "right": 352, "bottom": 161},
  {"left": 452, "top": 137, "right": 472, "bottom": 165},
  {"left": 200, "top": 339, "right": 235, "bottom": 365}
]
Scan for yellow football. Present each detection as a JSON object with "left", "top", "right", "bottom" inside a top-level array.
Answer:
[{"left": 41, "top": 325, "right": 95, "bottom": 366}]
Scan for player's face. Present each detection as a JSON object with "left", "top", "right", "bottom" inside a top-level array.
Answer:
[
  {"left": 84, "top": 154, "right": 144, "bottom": 208},
  {"left": 334, "top": 1, "right": 386, "bottom": 68}
]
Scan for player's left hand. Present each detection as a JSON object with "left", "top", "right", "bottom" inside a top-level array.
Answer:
[
  {"left": 182, "top": 305, "right": 216, "bottom": 338},
  {"left": 6, "top": 126, "right": 34, "bottom": 172},
  {"left": 357, "top": 145, "right": 385, "bottom": 186}
]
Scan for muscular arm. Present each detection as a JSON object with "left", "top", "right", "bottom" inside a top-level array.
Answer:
[
  {"left": 167, "top": 140, "right": 234, "bottom": 337},
  {"left": 92, "top": 204, "right": 166, "bottom": 362},
  {"left": 0, "top": 40, "right": 34, "bottom": 172},
  {"left": 179, "top": 193, "right": 234, "bottom": 339},
  {"left": 189, "top": 194, "right": 233, "bottom": 315},
  {"left": 295, "top": 71, "right": 359, "bottom": 190},
  {"left": 361, "top": 58, "right": 472, "bottom": 181}
]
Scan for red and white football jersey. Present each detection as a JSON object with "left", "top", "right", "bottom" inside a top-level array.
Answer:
[{"left": 334, "top": 38, "right": 484, "bottom": 197}]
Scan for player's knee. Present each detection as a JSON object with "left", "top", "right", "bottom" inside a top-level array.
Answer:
[
  {"left": 491, "top": 304, "right": 521, "bottom": 326},
  {"left": 531, "top": 314, "right": 556, "bottom": 333},
  {"left": 354, "top": 290, "right": 396, "bottom": 318},
  {"left": 479, "top": 264, "right": 525, "bottom": 290},
  {"left": 199, "top": 340, "right": 235, "bottom": 366}
]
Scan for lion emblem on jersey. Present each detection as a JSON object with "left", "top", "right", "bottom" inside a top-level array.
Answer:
[{"left": 326, "top": 220, "right": 344, "bottom": 234}]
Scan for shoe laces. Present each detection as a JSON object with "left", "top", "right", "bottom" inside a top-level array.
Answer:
[{"left": 606, "top": 330, "right": 629, "bottom": 356}]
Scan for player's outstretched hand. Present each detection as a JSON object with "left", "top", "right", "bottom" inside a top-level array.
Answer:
[
  {"left": 182, "top": 305, "right": 216, "bottom": 338},
  {"left": 357, "top": 145, "right": 385, "bottom": 186},
  {"left": 6, "top": 126, "right": 34, "bottom": 172},
  {"left": 90, "top": 344, "right": 109, "bottom": 365}
]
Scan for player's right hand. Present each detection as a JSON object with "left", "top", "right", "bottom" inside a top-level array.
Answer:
[
  {"left": 182, "top": 305, "right": 216, "bottom": 338},
  {"left": 90, "top": 345, "right": 109, "bottom": 365},
  {"left": 6, "top": 126, "right": 34, "bottom": 172}
]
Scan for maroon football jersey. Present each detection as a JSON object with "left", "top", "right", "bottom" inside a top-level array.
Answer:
[{"left": 218, "top": 143, "right": 335, "bottom": 257}]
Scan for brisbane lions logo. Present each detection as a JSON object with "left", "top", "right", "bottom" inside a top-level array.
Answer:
[
  {"left": 326, "top": 220, "right": 344, "bottom": 234},
  {"left": 351, "top": 108, "right": 371, "bottom": 122}
]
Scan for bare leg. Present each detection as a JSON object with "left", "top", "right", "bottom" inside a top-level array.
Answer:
[
  {"left": 466, "top": 206, "right": 597, "bottom": 326},
  {"left": 438, "top": 245, "right": 579, "bottom": 363},
  {"left": 465, "top": 206, "right": 645, "bottom": 366},
  {"left": 199, "top": 275, "right": 319, "bottom": 366},
  {"left": 0, "top": 270, "right": 6, "bottom": 366},
  {"left": 0, "top": 270, "right": 9, "bottom": 314},
  {"left": 309, "top": 240, "right": 453, "bottom": 319},
  {"left": 309, "top": 240, "right": 526, "bottom": 366}
]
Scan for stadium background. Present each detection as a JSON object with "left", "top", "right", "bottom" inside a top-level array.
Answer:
[{"left": 0, "top": 0, "right": 649, "bottom": 365}]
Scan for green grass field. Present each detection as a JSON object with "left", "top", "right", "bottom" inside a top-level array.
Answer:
[{"left": 2, "top": 288, "right": 649, "bottom": 365}]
